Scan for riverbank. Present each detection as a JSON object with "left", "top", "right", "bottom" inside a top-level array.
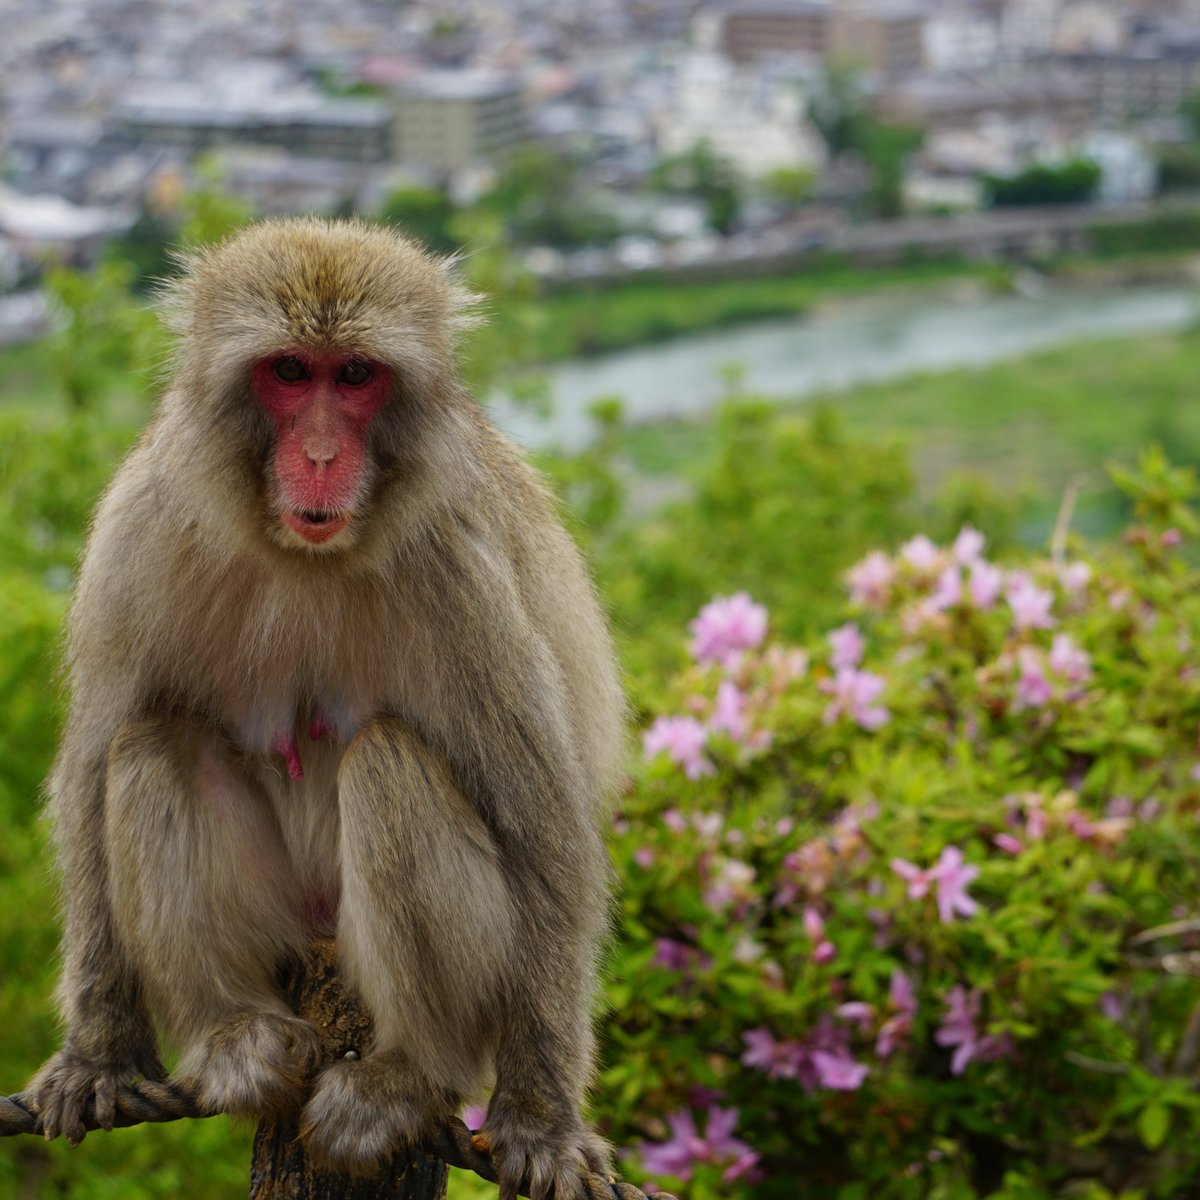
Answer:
[
  {"left": 606, "top": 323, "right": 1200, "bottom": 543},
  {"left": 499, "top": 245, "right": 1200, "bottom": 368}
]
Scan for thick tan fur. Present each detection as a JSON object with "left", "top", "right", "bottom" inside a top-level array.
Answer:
[{"left": 28, "top": 218, "right": 626, "bottom": 1198}]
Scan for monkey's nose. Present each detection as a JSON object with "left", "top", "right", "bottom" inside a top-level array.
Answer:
[{"left": 304, "top": 439, "right": 338, "bottom": 468}]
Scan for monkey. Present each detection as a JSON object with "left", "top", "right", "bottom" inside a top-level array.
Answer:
[{"left": 25, "top": 217, "right": 627, "bottom": 1200}]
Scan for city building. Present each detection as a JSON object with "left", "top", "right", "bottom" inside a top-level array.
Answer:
[
  {"left": 720, "top": 0, "right": 925, "bottom": 77},
  {"left": 394, "top": 69, "right": 528, "bottom": 172}
]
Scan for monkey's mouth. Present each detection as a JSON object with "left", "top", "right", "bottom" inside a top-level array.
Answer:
[{"left": 283, "top": 507, "right": 351, "bottom": 545}]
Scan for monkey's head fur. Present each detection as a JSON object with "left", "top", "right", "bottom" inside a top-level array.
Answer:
[{"left": 155, "top": 218, "right": 481, "bottom": 559}]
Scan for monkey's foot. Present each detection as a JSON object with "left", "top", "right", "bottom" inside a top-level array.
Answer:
[
  {"left": 177, "top": 1012, "right": 319, "bottom": 1118},
  {"left": 474, "top": 1107, "right": 613, "bottom": 1200},
  {"left": 28, "top": 1044, "right": 166, "bottom": 1146},
  {"left": 300, "top": 1055, "right": 452, "bottom": 1175}
]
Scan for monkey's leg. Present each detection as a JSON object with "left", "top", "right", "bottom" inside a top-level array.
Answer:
[
  {"left": 300, "top": 719, "right": 516, "bottom": 1175},
  {"left": 104, "top": 717, "right": 318, "bottom": 1117},
  {"left": 27, "top": 733, "right": 165, "bottom": 1145}
]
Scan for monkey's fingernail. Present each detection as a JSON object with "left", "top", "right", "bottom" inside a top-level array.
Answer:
[{"left": 471, "top": 1131, "right": 493, "bottom": 1153}]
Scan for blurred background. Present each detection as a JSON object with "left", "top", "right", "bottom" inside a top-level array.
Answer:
[{"left": 5, "top": 0, "right": 1200, "bottom": 1197}]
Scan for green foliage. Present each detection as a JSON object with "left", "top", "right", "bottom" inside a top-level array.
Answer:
[
  {"left": 808, "top": 65, "right": 870, "bottom": 160},
  {"left": 604, "top": 458, "right": 1200, "bottom": 1198},
  {"left": 378, "top": 184, "right": 460, "bottom": 255},
  {"left": 573, "top": 401, "right": 919, "bottom": 690},
  {"left": 42, "top": 261, "right": 166, "bottom": 411},
  {"left": 1088, "top": 207, "right": 1200, "bottom": 256},
  {"left": 177, "top": 158, "right": 254, "bottom": 247},
  {"left": 1154, "top": 143, "right": 1200, "bottom": 194},
  {"left": 762, "top": 166, "right": 817, "bottom": 209},
  {"left": 479, "top": 145, "right": 620, "bottom": 249},
  {"left": 860, "top": 120, "right": 924, "bottom": 219},
  {"left": 984, "top": 160, "right": 1102, "bottom": 208},
  {"left": 652, "top": 140, "right": 743, "bottom": 235}
]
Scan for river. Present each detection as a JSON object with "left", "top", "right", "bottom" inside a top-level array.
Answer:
[{"left": 488, "top": 281, "right": 1199, "bottom": 451}]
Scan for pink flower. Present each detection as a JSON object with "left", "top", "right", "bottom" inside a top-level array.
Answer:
[
  {"left": 708, "top": 680, "right": 747, "bottom": 741},
  {"left": 876, "top": 967, "right": 919, "bottom": 1058},
  {"left": 804, "top": 906, "right": 837, "bottom": 963},
  {"left": 803, "top": 906, "right": 825, "bottom": 940},
  {"left": 741, "top": 1029, "right": 807, "bottom": 1080},
  {"left": 931, "top": 846, "right": 979, "bottom": 923},
  {"left": 821, "top": 667, "right": 890, "bottom": 730},
  {"left": 689, "top": 593, "right": 768, "bottom": 668},
  {"left": 953, "top": 526, "right": 986, "bottom": 565},
  {"left": 935, "top": 987, "right": 1012, "bottom": 1075},
  {"left": 639, "top": 1107, "right": 759, "bottom": 1185},
  {"left": 930, "top": 565, "right": 963, "bottom": 611},
  {"left": 703, "top": 858, "right": 755, "bottom": 913},
  {"left": 643, "top": 716, "right": 712, "bottom": 779},
  {"left": 1015, "top": 646, "right": 1053, "bottom": 708},
  {"left": 846, "top": 550, "right": 894, "bottom": 606},
  {"left": 893, "top": 847, "right": 978, "bottom": 922},
  {"left": 634, "top": 847, "right": 656, "bottom": 869},
  {"left": 1048, "top": 634, "right": 1091, "bottom": 685},
  {"left": 935, "top": 986, "right": 981, "bottom": 1075},
  {"left": 663, "top": 809, "right": 687, "bottom": 833},
  {"left": 1162, "top": 528, "right": 1184, "bottom": 548},
  {"left": 836, "top": 1001, "right": 874, "bottom": 1030},
  {"left": 1007, "top": 579, "right": 1056, "bottom": 631},
  {"left": 828, "top": 622, "right": 866, "bottom": 669},
  {"left": 1058, "top": 561, "right": 1092, "bottom": 593},
  {"left": 993, "top": 833, "right": 1023, "bottom": 855},
  {"left": 900, "top": 535, "right": 942, "bottom": 573},
  {"left": 811, "top": 1050, "right": 870, "bottom": 1090},
  {"left": 891, "top": 858, "right": 934, "bottom": 899},
  {"left": 969, "top": 561, "right": 1004, "bottom": 609}
]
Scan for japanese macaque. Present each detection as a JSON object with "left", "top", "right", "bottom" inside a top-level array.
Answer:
[{"left": 27, "top": 218, "right": 626, "bottom": 1200}]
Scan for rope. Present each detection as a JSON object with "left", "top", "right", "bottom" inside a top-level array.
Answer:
[{"left": 0, "top": 1084, "right": 677, "bottom": 1200}]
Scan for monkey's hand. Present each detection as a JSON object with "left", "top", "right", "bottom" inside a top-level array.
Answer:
[
  {"left": 28, "top": 1038, "right": 166, "bottom": 1146},
  {"left": 473, "top": 1096, "right": 613, "bottom": 1200},
  {"left": 299, "top": 1052, "right": 455, "bottom": 1175}
]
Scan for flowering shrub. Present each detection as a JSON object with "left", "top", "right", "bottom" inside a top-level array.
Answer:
[{"left": 601, "top": 450, "right": 1200, "bottom": 1199}]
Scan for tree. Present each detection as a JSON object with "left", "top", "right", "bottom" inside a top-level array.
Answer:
[
  {"left": 378, "top": 184, "right": 459, "bottom": 254},
  {"left": 652, "top": 140, "right": 742, "bottom": 236}
]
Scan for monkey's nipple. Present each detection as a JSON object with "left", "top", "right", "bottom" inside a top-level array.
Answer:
[{"left": 273, "top": 730, "right": 305, "bottom": 781}]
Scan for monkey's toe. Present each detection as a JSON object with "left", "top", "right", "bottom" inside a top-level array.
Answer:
[
  {"left": 177, "top": 1011, "right": 319, "bottom": 1118},
  {"left": 300, "top": 1056, "right": 448, "bottom": 1175},
  {"left": 481, "top": 1114, "right": 612, "bottom": 1200}
]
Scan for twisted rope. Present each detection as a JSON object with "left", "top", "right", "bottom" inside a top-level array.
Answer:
[{"left": 0, "top": 1083, "right": 676, "bottom": 1200}]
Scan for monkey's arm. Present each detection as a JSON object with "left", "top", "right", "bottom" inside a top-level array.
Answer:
[{"left": 29, "top": 712, "right": 165, "bottom": 1144}]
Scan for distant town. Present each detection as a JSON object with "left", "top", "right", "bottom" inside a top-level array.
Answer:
[{"left": 3, "top": 0, "right": 1200, "bottom": 332}]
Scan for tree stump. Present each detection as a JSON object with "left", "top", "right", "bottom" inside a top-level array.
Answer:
[{"left": 248, "top": 939, "right": 448, "bottom": 1200}]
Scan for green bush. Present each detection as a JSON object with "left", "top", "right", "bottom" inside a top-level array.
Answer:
[
  {"left": 984, "top": 160, "right": 1101, "bottom": 208},
  {"left": 601, "top": 447, "right": 1200, "bottom": 1198}
]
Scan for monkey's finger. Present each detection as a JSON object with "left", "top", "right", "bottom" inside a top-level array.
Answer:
[
  {"left": 38, "top": 1093, "right": 62, "bottom": 1141},
  {"left": 61, "top": 1095, "right": 88, "bottom": 1148},
  {"left": 95, "top": 1075, "right": 117, "bottom": 1131}
]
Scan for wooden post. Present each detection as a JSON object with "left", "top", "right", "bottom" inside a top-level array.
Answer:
[{"left": 248, "top": 940, "right": 449, "bottom": 1200}]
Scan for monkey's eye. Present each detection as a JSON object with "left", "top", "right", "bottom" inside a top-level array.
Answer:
[
  {"left": 338, "top": 361, "right": 372, "bottom": 387},
  {"left": 273, "top": 357, "right": 307, "bottom": 383}
]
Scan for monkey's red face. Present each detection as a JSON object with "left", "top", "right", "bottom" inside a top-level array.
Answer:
[{"left": 251, "top": 351, "right": 392, "bottom": 547}]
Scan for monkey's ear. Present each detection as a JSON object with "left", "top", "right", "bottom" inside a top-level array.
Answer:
[{"left": 437, "top": 253, "right": 487, "bottom": 336}]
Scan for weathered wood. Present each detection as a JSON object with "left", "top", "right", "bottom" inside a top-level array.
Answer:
[{"left": 248, "top": 940, "right": 449, "bottom": 1200}]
